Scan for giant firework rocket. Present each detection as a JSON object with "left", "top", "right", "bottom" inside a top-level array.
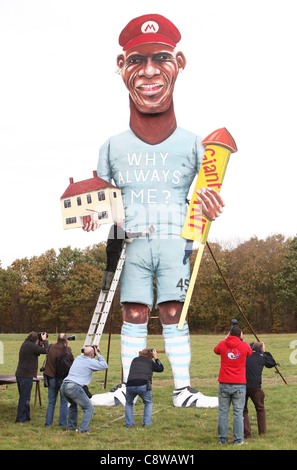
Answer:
[{"left": 178, "top": 127, "right": 237, "bottom": 330}]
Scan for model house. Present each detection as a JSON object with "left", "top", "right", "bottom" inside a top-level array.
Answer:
[{"left": 60, "top": 170, "right": 124, "bottom": 230}]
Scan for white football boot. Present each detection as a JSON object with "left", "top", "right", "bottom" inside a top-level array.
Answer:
[
  {"left": 91, "top": 384, "right": 127, "bottom": 406},
  {"left": 91, "top": 383, "right": 138, "bottom": 407},
  {"left": 173, "top": 386, "right": 218, "bottom": 408}
]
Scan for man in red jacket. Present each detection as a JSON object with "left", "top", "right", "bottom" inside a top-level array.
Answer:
[{"left": 214, "top": 324, "right": 253, "bottom": 445}]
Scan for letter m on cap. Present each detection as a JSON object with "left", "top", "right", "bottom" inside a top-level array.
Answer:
[{"left": 141, "top": 21, "right": 159, "bottom": 34}]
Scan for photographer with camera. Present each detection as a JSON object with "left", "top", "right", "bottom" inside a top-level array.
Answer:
[
  {"left": 60, "top": 345, "right": 108, "bottom": 433},
  {"left": 243, "top": 341, "right": 277, "bottom": 439},
  {"left": 43, "top": 333, "right": 75, "bottom": 428},
  {"left": 214, "top": 321, "right": 253, "bottom": 445},
  {"left": 15, "top": 331, "right": 49, "bottom": 423},
  {"left": 124, "top": 348, "right": 164, "bottom": 428}
]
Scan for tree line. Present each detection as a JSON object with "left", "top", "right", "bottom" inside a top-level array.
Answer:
[{"left": 0, "top": 234, "right": 296, "bottom": 335}]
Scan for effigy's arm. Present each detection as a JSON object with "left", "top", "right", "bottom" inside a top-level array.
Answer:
[{"left": 178, "top": 128, "right": 237, "bottom": 330}]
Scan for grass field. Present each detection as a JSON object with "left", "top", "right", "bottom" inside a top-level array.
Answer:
[{"left": 0, "top": 332, "right": 297, "bottom": 454}]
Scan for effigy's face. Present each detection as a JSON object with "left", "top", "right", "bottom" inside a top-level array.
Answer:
[{"left": 118, "top": 43, "right": 180, "bottom": 114}]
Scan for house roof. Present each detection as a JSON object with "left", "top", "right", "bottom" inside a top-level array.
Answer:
[{"left": 60, "top": 170, "right": 117, "bottom": 199}]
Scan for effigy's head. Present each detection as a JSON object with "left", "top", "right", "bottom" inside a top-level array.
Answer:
[{"left": 117, "top": 14, "right": 186, "bottom": 114}]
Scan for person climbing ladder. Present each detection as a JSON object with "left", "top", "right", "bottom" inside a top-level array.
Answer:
[{"left": 102, "top": 222, "right": 154, "bottom": 291}]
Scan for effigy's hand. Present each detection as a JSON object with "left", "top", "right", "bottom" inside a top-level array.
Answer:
[
  {"left": 196, "top": 187, "right": 225, "bottom": 221},
  {"left": 82, "top": 220, "right": 101, "bottom": 232}
]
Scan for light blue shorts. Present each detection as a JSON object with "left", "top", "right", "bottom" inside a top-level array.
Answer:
[{"left": 120, "top": 238, "right": 191, "bottom": 309}]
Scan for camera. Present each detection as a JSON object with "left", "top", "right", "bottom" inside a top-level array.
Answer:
[
  {"left": 40, "top": 366, "right": 45, "bottom": 372},
  {"left": 67, "top": 335, "right": 76, "bottom": 341}
]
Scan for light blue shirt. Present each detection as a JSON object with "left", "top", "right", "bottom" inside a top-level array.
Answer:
[
  {"left": 98, "top": 127, "right": 204, "bottom": 237},
  {"left": 63, "top": 354, "right": 108, "bottom": 387}
]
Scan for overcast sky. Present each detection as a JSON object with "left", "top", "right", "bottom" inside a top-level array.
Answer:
[{"left": 0, "top": 0, "right": 296, "bottom": 268}]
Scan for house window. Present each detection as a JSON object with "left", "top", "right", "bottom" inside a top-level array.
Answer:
[
  {"left": 98, "top": 191, "right": 105, "bottom": 201},
  {"left": 87, "top": 194, "right": 92, "bottom": 204},
  {"left": 98, "top": 211, "right": 108, "bottom": 220},
  {"left": 77, "top": 196, "right": 82, "bottom": 206},
  {"left": 113, "top": 191, "right": 117, "bottom": 198},
  {"left": 66, "top": 217, "right": 77, "bottom": 225},
  {"left": 64, "top": 199, "right": 71, "bottom": 208}
]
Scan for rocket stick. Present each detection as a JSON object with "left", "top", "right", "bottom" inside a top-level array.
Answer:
[{"left": 178, "top": 128, "right": 237, "bottom": 330}]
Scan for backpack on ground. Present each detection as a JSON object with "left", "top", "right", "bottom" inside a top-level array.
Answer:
[{"left": 55, "top": 347, "right": 73, "bottom": 378}]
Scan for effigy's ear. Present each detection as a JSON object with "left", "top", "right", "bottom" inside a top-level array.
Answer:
[
  {"left": 117, "top": 54, "right": 125, "bottom": 70},
  {"left": 176, "top": 51, "right": 186, "bottom": 70}
]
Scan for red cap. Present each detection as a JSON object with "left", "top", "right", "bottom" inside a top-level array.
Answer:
[{"left": 119, "top": 14, "right": 181, "bottom": 51}]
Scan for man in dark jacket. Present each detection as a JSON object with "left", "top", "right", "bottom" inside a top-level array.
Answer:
[
  {"left": 44, "top": 333, "right": 74, "bottom": 428},
  {"left": 243, "top": 341, "right": 277, "bottom": 439},
  {"left": 125, "top": 348, "right": 164, "bottom": 427},
  {"left": 15, "top": 331, "right": 48, "bottom": 423}
]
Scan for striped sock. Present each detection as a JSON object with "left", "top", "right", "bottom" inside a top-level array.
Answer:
[
  {"left": 121, "top": 321, "right": 148, "bottom": 383},
  {"left": 163, "top": 322, "right": 191, "bottom": 390}
]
